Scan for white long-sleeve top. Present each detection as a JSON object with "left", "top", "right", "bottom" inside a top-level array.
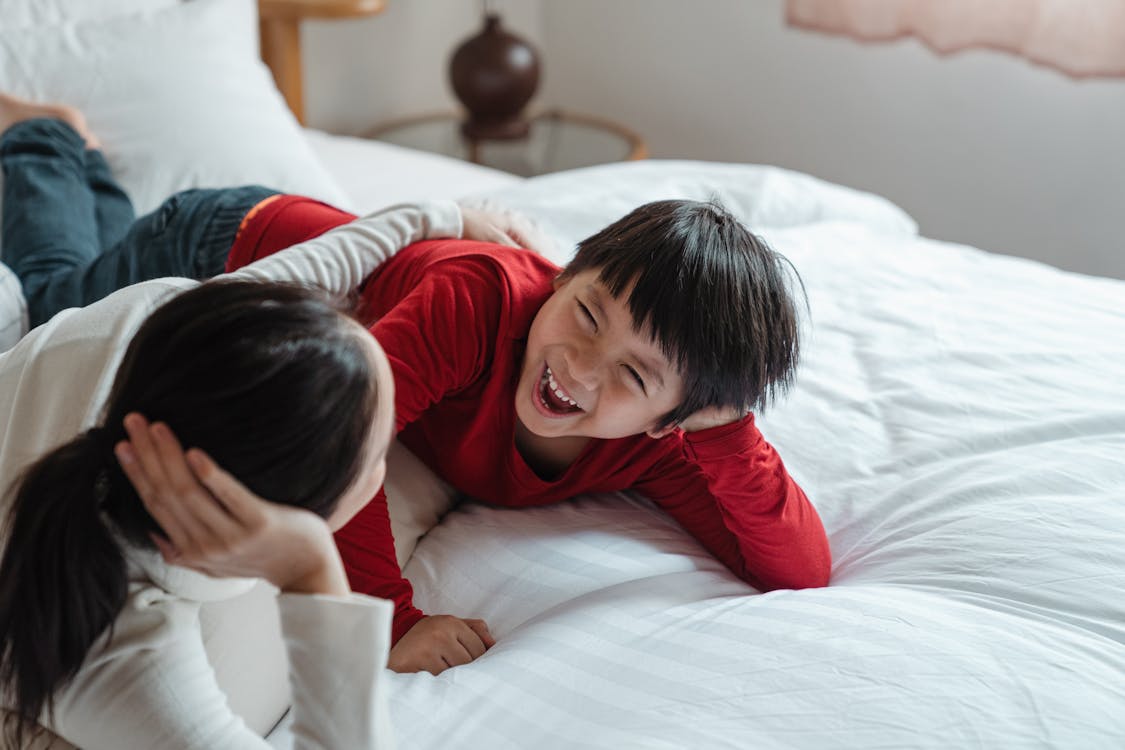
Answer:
[{"left": 0, "top": 201, "right": 463, "bottom": 750}]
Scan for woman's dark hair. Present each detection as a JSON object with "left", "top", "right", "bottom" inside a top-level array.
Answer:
[
  {"left": 560, "top": 199, "right": 804, "bottom": 429},
  {"left": 0, "top": 279, "right": 380, "bottom": 744}
]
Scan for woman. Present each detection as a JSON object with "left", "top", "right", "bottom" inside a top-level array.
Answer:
[
  {"left": 0, "top": 278, "right": 397, "bottom": 750},
  {"left": 0, "top": 95, "right": 517, "bottom": 748}
]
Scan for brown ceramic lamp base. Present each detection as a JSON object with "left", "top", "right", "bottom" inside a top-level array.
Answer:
[{"left": 449, "top": 13, "right": 540, "bottom": 145}]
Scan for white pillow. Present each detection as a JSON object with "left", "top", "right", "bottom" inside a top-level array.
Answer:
[
  {"left": 2, "top": 0, "right": 179, "bottom": 28},
  {"left": 0, "top": 0, "right": 346, "bottom": 220},
  {"left": 477, "top": 160, "right": 920, "bottom": 267},
  {"left": 384, "top": 440, "right": 458, "bottom": 567}
]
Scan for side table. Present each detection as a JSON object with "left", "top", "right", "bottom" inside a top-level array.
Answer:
[{"left": 365, "top": 109, "right": 647, "bottom": 177}]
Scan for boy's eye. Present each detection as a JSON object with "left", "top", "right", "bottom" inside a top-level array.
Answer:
[
  {"left": 624, "top": 365, "right": 646, "bottom": 393},
  {"left": 577, "top": 301, "right": 598, "bottom": 331}
]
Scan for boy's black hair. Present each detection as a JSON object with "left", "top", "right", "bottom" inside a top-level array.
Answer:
[{"left": 559, "top": 199, "right": 803, "bottom": 429}]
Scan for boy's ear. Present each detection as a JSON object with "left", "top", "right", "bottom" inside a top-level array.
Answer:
[
  {"left": 645, "top": 423, "right": 679, "bottom": 440},
  {"left": 551, "top": 273, "right": 566, "bottom": 291}
]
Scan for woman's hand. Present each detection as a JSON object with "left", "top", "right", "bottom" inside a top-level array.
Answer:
[
  {"left": 459, "top": 201, "right": 558, "bottom": 256},
  {"left": 388, "top": 615, "right": 496, "bottom": 675},
  {"left": 114, "top": 413, "right": 349, "bottom": 597}
]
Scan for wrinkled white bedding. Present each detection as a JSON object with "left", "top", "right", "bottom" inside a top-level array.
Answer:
[
  {"left": 301, "top": 129, "right": 520, "bottom": 214},
  {"left": 272, "top": 147, "right": 1125, "bottom": 749}
]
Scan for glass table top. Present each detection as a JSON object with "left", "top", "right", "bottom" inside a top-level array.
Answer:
[{"left": 365, "top": 109, "right": 646, "bottom": 177}]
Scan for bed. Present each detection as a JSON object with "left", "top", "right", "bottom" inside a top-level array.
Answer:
[
  {"left": 305, "top": 156, "right": 1125, "bottom": 750},
  {"left": 2, "top": 2, "right": 1123, "bottom": 749}
]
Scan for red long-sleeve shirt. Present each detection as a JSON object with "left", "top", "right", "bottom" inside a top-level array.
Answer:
[{"left": 229, "top": 198, "right": 832, "bottom": 644}]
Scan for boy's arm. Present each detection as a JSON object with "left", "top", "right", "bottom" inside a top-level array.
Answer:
[
  {"left": 333, "top": 485, "right": 426, "bottom": 643},
  {"left": 333, "top": 490, "right": 496, "bottom": 666},
  {"left": 228, "top": 201, "right": 462, "bottom": 294},
  {"left": 335, "top": 248, "right": 507, "bottom": 645},
  {"left": 633, "top": 415, "right": 831, "bottom": 591}
]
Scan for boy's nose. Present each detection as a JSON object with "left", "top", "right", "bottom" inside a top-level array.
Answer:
[{"left": 565, "top": 346, "right": 599, "bottom": 390}]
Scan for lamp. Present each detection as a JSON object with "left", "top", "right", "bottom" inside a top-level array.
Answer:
[{"left": 448, "top": 2, "right": 541, "bottom": 141}]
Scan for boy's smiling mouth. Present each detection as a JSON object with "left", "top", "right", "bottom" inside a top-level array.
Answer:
[{"left": 535, "top": 364, "right": 584, "bottom": 416}]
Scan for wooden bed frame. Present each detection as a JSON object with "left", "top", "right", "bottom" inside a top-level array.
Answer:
[{"left": 258, "top": 0, "right": 388, "bottom": 124}]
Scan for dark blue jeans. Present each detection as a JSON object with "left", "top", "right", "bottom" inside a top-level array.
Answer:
[{"left": 0, "top": 118, "right": 277, "bottom": 328}]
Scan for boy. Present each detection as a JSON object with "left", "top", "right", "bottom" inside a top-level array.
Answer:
[
  {"left": 2, "top": 103, "right": 831, "bottom": 675},
  {"left": 228, "top": 195, "right": 832, "bottom": 675}
]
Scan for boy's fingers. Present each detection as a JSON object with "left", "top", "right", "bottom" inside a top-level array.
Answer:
[
  {"left": 465, "top": 619, "right": 496, "bottom": 649},
  {"left": 425, "top": 656, "right": 449, "bottom": 676},
  {"left": 442, "top": 640, "right": 475, "bottom": 668},
  {"left": 457, "top": 627, "right": 488, "bottom": 660}
]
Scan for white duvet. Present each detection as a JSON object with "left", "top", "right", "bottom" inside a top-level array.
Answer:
[{"left": 282, "top": 160, "right": 1125, "bottom": 749}]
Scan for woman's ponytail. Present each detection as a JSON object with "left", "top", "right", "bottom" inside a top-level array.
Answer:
[{"left": 0, "top": 429, "right": 129, "bottom": 746}]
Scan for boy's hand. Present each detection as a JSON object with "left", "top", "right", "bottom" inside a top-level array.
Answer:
[
  {"left": 388, "top": 614, "right": 496, "bottom": 675},
  {"left": 677, "top": 404, "right": 748, "bottom": 433}
]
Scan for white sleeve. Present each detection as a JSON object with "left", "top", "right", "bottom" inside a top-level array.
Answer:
[
  {"left": 48, "top": 591, "right": 395, "bottom": 750},
  {"left": 228, "top": 201, "right": 463, "bottom": 296},
  {"left": 279, "top": 593, "right": 395, "bottom": 750}
]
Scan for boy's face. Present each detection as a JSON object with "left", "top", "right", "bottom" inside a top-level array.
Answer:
[{"left": 515, "top": 269, "right": 686, "bottom": 441}]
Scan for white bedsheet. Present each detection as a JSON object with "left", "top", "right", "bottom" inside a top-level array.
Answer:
[
  {"left": 276, "top": 151, "right": 1125, "bottom": 749},
  {"left": 302, "top": 129, "right": 521, "bottom": 214}
]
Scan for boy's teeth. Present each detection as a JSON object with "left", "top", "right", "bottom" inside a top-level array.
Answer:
[{"left": 544, "top": 366, "right": 578, "bottom": 407}]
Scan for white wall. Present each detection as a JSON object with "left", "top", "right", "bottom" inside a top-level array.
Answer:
[{"left": 303, "top": 0, "right": 1125, "bottom": 279}]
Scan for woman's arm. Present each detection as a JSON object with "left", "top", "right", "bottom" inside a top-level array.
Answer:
[
  {"left": 226, "top": 200, "right": 539, "bottom": 297},
  {"left": 228, "top": 200, "right": 462, "bottom": 296},
  {"left": 48, "top": 589, "right": 392, "bottom": 750},
  {"left": 65, "top": 416, "right": 398, "bottom": 750}
]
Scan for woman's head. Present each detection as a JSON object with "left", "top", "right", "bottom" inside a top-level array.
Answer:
[
  {"left": 99, "top": 278, "right": 392, "bottom": 538},
  {"left": 0, "top": 279, "right": 393, "bottom": 743}
]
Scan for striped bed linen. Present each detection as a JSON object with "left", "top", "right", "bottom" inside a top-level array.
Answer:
[{"left": 271, "top": 160, "right": 1125, "bottom": 749}]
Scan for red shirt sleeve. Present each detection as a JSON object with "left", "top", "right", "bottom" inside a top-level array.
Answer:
[
  {"left": 367, "top": 254, "right": 504, "bottom": 434},
  {"left": 334, "top": 246, "right": 506, "bottom": 642},
  {"left": 333, "top": 487, "right": 425, "bottom": 643},
  {"left": 632, "top": 415, "right": 831, "bottom": 591}
]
